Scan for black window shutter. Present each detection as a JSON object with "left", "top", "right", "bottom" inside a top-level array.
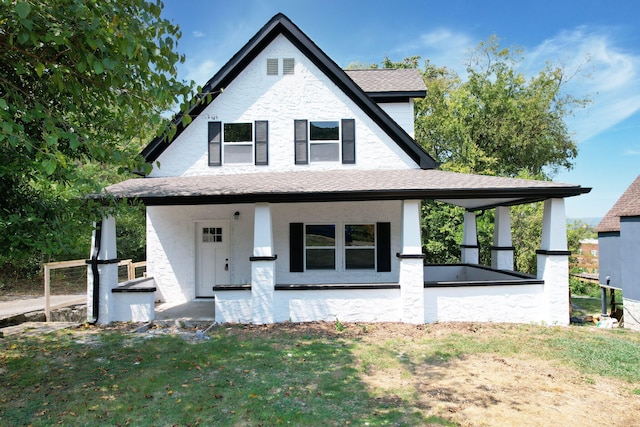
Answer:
[
  {"left": 290, "top": 223, "right": 304, "bottom": 272},
  {"left": 255, "top": 120, "right": 268, "bottom": 165},
  {"left": 208, "top": 121, "right": 222, "bottom": 166},
  {"left": 342, "top": 119, "right": 355, "bottom": 164},
  {"left": 294, "top": 119, "right": 308, "bottom": 164},
  {"left": 376, "top": 222, "right": 391, "bottom": 272}
]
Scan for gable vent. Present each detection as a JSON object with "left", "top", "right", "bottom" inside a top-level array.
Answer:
[
  {"left": 283, "top": 58, "right": 295, "bottom": 75},
  {"left": 267, "top": 58, "right": 279, "bottom": 75}
]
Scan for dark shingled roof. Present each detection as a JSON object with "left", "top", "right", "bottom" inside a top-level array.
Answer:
[
  {"left": 596, "top": 175, "right": 640, "bottom": 233},
  {"left": 345, "top": 69, "right": 426, "bottom": 99},
  {"left": 99, "top": 169, "right": 590, "bottom": 210}
]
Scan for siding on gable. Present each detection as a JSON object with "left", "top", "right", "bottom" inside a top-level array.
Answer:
[
  {"left": 379, "top": 101, "right": 416, "bottom": 138},
  {"left": 149, "top": 35, "right": 419, "bottom": 178}
]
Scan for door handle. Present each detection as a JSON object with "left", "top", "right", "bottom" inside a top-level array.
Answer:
[{"left": 225, "top": 258, "right": 229, "bottom": 271}]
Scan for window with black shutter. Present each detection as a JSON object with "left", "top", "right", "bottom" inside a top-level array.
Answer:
[{"left": 208, "top": 122, "right": 222, "bottom": 166}]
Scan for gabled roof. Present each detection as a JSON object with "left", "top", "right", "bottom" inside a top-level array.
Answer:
[
  {"left": 100, "top": 169, "right": 590, "bottom": 209},
  {"left": 596, "top": 175, "right": 640, "bottom": 233},
  {"left": 141, "top": 13, "right": 437, "bottom": 170},
  {"left": 345, "top": 69, "right": 426, "bottom": 102}
]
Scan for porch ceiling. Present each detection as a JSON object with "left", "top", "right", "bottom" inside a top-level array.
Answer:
[{"left": 95, "top": 169, "right": 590, "bottom": 209}]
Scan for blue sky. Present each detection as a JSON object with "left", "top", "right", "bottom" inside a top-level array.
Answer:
[{"left": 161, "top": 0, "right": 640, "bottom": 219}]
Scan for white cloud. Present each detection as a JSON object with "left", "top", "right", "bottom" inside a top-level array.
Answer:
[
  {"left": 393, "top": 28, "right": 473, "bottom": 76},
  {"left": 397, "top": 25, "right": 640, "bottom": 145},
  {"left": 625, "top": 145, "right": 640, "bottom": 156},
  {"left": 523, "top": 27, "right": 640, "bottom": 143},
  {"left": 192, "top": 30, "right": 205, "bottom": 38},
  {"left": 184, "top": 59, "right": 218, "bottom": 87}
]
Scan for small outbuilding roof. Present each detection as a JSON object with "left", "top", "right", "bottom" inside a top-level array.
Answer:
[
  {"left": 99, "top": 169, "right": 590, "bottom": 210},
  {"left": 596, "top": 175, "right": 640, "bottom": 233},
  {"left": 345, "top": 69, "right": 427, "bottom": 101}
]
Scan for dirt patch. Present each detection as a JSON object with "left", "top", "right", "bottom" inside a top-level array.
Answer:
[{"left": 379, "top": 353, "right": 639, "bottom": 426}]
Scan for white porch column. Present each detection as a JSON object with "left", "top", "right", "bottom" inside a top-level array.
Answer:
[
  {"left": 251, "top": 203, "right": 276, "bottom": 324},
  {"left": 491, "top": 206, "right": 514, "bottom": 270},
  {"left": 398, "top": 200, "right": 425, "bottom": 324},
  {"left": 537, "top": 198, "right": 570, "bottom": 325},
  {"left": 461, "top": 211, "right": 479, "bottom": 264},
  {"left": 86, "top": 215, "right": 119, "bottom": 324}
]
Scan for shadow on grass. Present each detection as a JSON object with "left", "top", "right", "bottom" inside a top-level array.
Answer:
[{"left": 0, "top": 323, "right": 444, "bottom": 426}]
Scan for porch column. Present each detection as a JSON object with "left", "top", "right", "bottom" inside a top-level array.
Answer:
[
  {"left": 491, "top": 206, "right": 514, "bottom": 270},
  {"left": 461, "top": 210, "right": 479, "bottom": 264},
  {"left": 251, "top": 203, "right": 276, "bottom": 324},
  {"left": 86, "top": 215, "right": 119, "bottom": 324},
  {"left": 398, "top": 200, "right": 425, "bottom": 324},
  {"left": 536, "top": 198, "right": 570, "bottom": 325}
]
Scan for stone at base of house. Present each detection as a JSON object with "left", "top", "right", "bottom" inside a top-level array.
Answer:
[{"left": 623, "top": 297, "right": 640, "bottom": 331}]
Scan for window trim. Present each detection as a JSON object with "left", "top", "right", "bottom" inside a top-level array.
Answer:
[
  {"left": 304, "top": 223, "right": 336, "bottom": 270},
  {"left": 344, "top": 223, "right": 376, "bottom": 270}
]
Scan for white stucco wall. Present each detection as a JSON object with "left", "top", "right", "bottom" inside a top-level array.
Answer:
[
  {"left": 424, "top": 284, "right": 545, "bottom": 323},
  {"left": 147, "top": 200, "right": 403, "bottom": 303},
  {"left": 273, "top": 289, "right": 402, "bottom": 322},
  {"left": 622, "top": 297, "right": 640, "bottom": 331},
  {"left": 149, "top": 34, "right": 418, "bottom": 178},
  {"left": 147, "top": 204, "right": 255, "bottom": 303}
]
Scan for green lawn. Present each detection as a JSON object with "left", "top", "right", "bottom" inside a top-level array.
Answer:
[{"left": 1, "top": 322, "right": 639, "bottom": 426}]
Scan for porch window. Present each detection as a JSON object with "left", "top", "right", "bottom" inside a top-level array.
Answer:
[
  {"left": 289, "top": 222, "right": 391, "bottom": 273},
  {"left": 345, "top": 224, "right": 375, "bottom": 269},
  {"left": 294, "top": 119, "right": 355, "bottom": 164},
  {"left": 209, "top": 121, "right": 269, "bottom": 166},
  {"left": 305, "top": 224, "right": 336, "bottom": 270}
]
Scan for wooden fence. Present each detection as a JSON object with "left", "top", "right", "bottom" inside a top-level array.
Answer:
[{"left": 43, "top": 259, "right": 146, "bottom": 321}]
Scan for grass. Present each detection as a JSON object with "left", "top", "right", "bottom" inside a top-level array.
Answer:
[{"left": 1, "top": 322, "right": 639, "bottom": 426}]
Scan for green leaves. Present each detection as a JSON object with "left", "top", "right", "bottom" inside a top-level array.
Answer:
[
  {"left": 0, "top": 0, "right": 194, "bottom": 264},
  {"left": 15, "top": 2, "right": 31, "bottom": 19}
]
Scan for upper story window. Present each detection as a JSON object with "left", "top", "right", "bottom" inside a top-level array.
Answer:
[
  {"left": 208, "top": 121, "right": 268, "bottom": 166},
  {"left": 224, "top": 123, "right": 253, "bottom": 164},
  {"left": 294, "top": 119, "right": 355, "bottom": 165},
  {"left": 310, "top": 121, "right": 339, "bottom": 161}
]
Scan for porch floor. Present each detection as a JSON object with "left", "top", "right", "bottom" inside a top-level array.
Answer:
[{"left": 154, "top": 300, "right": 215, "bottom": 327}]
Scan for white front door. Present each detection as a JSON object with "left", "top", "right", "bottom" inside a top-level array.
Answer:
[{"left": 196, "top": 221, "right": 230, "bottom": 297}]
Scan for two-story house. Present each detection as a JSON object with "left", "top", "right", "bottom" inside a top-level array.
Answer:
[{"left": 87, "top": 14, "right": 590, "bottom": 325}]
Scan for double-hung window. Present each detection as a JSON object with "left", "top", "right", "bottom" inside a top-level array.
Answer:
[
  {"left": 344, "top": 224, "right": 375, "bottom": 269},
  {"left": 294, "top": 119, "right": 355, "bottom": 164},
  {"left": 305, "top": 224, "right": 336, "bottom": 270},
  {"left": 208, "top": 121, "right": 268, "bottom": 166}
]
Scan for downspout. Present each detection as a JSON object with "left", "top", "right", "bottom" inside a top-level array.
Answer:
[{"left": 88, "top": 220, "right": 103, "bottom": 325}]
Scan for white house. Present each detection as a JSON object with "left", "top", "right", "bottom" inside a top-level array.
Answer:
[{"left": 87, "top": 14, "right": 590, "bottom": 325}]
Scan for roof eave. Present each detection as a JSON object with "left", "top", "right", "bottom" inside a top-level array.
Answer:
[{"left": 99, "top": 185, "right": 591, "bottom": 207}]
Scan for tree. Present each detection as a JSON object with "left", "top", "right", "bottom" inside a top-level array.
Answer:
[
  {"left": 382, "top": 38, "right": 588, "bottom": 273},
  {"left": 0, "top": 0, "right": 193, "bottom": 270}
]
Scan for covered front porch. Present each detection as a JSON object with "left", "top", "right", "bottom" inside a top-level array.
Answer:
[{"left": 88, "top": 169, "right": 589, "bottom": 325}]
